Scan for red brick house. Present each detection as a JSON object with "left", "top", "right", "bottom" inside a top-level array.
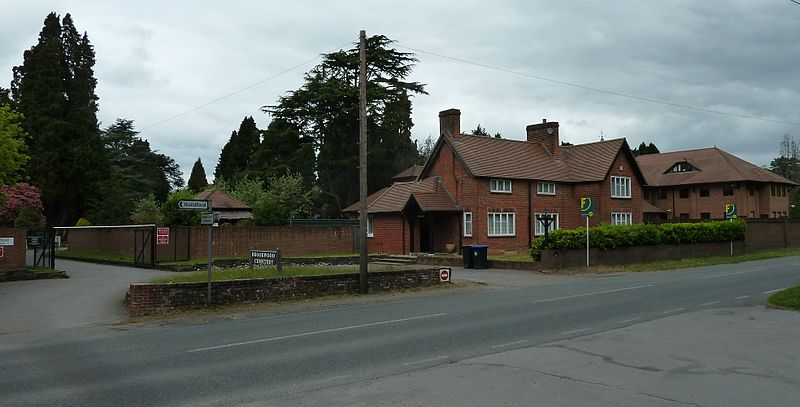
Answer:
[
  {"left": 636, "top": 148, "right": 797, "bottom": 220},
  {"left": 344, "top": 109, "right": 646, "bottom": 255}
]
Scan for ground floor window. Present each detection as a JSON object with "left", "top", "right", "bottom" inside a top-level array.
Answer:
[
  {"left": 488, "top": 212, "right": 515, "bottom": 236},
  {"left": 367, "top": 215, "right": 374, "bottom": 237},
  {"left": 463, "top": 212, "right": 473, "bottom": 237},
  {"left": 611, "top": 212, "right": 632, "bottom": 225},
  {"left": 534, "top": 213, "right": 559, "bottom": 236}
]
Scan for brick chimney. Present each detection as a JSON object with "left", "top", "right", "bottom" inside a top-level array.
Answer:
[
  {"left": 526, "top": 119, "right": 560, "bottom": 156},
  {"left": 439, "top": 109, "right": 461, "bottom": 140}
]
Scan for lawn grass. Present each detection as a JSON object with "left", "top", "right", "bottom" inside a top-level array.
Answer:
[
  {"left": 152, "top": 264, "right": 359, "bottom": 284},
  {"left": 768, "top": 285, "right": 800, "bottom": 311},
  {"left": 616, "top": 246, "right": 800, "bottom": 272}
]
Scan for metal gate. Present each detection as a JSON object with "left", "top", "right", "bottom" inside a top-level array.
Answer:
[
  {"left": 134, "top": 228, "right": 155, "bottom": 267},
  {"left": 28, "top": 229, "right": 55, "bottom": 269}
]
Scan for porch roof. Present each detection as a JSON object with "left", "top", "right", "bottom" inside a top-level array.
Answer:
[{"left": 342, "top": 177, "right": 460, "bottom": 214}]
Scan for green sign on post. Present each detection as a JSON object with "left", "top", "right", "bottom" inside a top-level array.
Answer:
[
  {"left": 725, "top": 203, "right": 737, "bottom": 220},
  {"left": 581, "top": 197, "right": 595, "bottom": 217}
]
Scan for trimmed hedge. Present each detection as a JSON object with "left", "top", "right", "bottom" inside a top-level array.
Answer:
[{"left": 530, "top": 220, "right": 746, "bottom": 260}]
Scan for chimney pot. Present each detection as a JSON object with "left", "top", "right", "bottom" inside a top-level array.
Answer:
[
  {"left": 542, "top": 119, "right": 547, "bottom": 123},
  {"left": 526, "top": 120, "right": 561, "bottom": 156}
]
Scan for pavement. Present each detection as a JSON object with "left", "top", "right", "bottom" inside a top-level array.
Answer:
[
  {"left": 270, "top": 305, "right": 800, "bottom": 406},
  {"left": 0, "top": 256, "right": 179, "bottom": 336}
]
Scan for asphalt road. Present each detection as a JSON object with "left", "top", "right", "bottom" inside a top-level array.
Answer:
[{"left": 1, "top": 256, "right": 799, "bottom": 406}]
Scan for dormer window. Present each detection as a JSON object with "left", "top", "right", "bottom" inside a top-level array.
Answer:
[{"left": 668, "top": 161, "right": 698, "bottom": 173}]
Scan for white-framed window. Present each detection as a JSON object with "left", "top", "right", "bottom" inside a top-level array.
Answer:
[
  {"left": 611, "top": 176, "right": 631, "bottom": 198},
  {"left": 537, "top": 182, "right": 556, "bottom": 195},
  {"left": 367, "top": 215, "right": 374, "bottom": 237},
  {"left": 463, "top": 212, "right": 473, "bottom": 237},
  {"left": 611, "top": 212, "right": 632, "bottom": 225},
  {"left": 490, "top": 179, "right": 512, "bottom": 193},
  {"left": 488, "top": 212, "right": 515, "bottom": 236},
  {"left": 534, "top": 213, "right": 559, "bottom": 236}
]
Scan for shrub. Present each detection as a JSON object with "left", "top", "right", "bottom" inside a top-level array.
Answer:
[{"left": 530, "top": 219, "right": 746, "bottom": 260}]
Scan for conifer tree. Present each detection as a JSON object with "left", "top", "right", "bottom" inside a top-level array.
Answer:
[
  {"left": 10, "top": 13, "right": 105, "bottom": 225},
  {"left": 188, "top": 158, "right": 209, "bottom": 192},
  {"left": 214, "top": 116, "right": 261, "bottom": 184}
]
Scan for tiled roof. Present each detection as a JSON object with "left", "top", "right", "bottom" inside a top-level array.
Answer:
[
  {"left": 437, "top": 134, "right": 630, "bottom": 183},
  {"left": 342, "top": 177, "right": 460, "bottom": 214},
  {"left": 195, "top": 189, "right": 252, "bottom": 210},
  {"left": 642, "top": 201, "right": 665, "bottom": 213},
  {"left": 392, "top": 165, "right": 425, "bottom": 181},
  {"left": 636, "top": 148, "right": 798, "bottom": 187}
]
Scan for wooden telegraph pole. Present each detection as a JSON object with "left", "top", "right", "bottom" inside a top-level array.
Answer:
[{"left": 358, "top": 30, "right": 369, "bottom": 294}]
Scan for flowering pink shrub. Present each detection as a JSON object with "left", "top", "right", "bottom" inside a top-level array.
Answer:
[{"left": 0, "top": 182, "right": 45, "bottom": 226}]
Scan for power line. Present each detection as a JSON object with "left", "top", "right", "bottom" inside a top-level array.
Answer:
[
  {"left": 398, "top": 45, "right": 800, "bottom": 127},
  {"left": 141, "top": 41, "right": 352, "bottom": 131},
  {"left": 790, "top": 0, "right": 800, "bottom": 5}
]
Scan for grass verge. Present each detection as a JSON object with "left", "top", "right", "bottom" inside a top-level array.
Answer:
[
  {"left": 57, "top": 249, "right": 133, "bottom": 262},
  {"left": 616, "top": 247, "right": 800, "bottom": 272},
  {"left": 152, "top": 265, "right": 360, "bottom": 284},
  {"left": 768, "top": 286, "right": 800, "bottom": 311}
]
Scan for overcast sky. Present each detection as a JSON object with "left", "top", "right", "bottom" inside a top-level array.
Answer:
[{"left": 2, "top": 1, "right": 799, "bottom": 183}]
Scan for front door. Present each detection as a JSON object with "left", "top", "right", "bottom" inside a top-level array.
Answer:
[{"left": 419, "top": 217, "right": 430, "bottom": 253}]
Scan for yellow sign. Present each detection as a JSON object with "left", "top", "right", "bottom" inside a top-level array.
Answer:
[
  {"left": 580, "top": 197, "right": 595, "bottom": 217},
  {"left": 725, "top": 203, "right": 737, "bottom": 219}
]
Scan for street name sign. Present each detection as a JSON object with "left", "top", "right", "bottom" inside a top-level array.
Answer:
[
  {"left": 0, "top": 237, "right": 15, "bottom": 246},
  {"left": 178, "top": 200, "right": 210, "bottom": 210}
]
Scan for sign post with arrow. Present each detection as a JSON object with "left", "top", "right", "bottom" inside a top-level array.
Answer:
[{"left": 178, "top": 199, "right": 214, "bottom": 305}]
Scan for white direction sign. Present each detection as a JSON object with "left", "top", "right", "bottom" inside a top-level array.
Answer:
[
  {"left": 0, "top": 237, "right": 15, "bottom": 246},
  {"left": 178, "top": 200, "right": 210, "bottom": 210}
]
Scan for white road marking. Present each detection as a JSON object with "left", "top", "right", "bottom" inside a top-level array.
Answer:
[
  {"left": 763, "top": 288, "right": 787, "bottom": 294},
  {"left": 697, "top": 270, "right": 754, "bottom": 280},
  {"left": 662, "top": 308, "right": 685, "bottom": 314},
  {"left": 402, "top": 355, "right": 450, "bottom": 366},
  {"left": 560, "top": 328, "right": 591, "bottom": 336},
  {"left": 616, "top": 317, "right": 643, "bottom": 324},
  {"left": 532, "top": 285, "right": 654, "bottom": 304},
  {"left": 701, "top": 301, "right": 721, "bottom": 306},
  {"left": 734, "top": 295, "right": 751, "bottom": 300},
  {"left": 187, "top": 313, "right": 447, "bottom": 352},
  {"left": 491, "top": 340, "right": 529, "bottom": 349}
]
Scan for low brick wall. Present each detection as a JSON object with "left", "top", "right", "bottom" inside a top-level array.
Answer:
[
  {"left": 0, "top": 228, "right": 27, "bottom": 271},
  {"left": 416, "top": 256, "right": 541, "bottom": 271},
  {"left": 541, "top": 241, "right": 746, "bottom": 269},
  {"left": 128, "top": 268, "right": 447, "bottom": 316}
]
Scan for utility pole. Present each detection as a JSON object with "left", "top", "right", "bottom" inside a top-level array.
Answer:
[{"left": 358, "top": 30, "right": 369, "bottom": 294}]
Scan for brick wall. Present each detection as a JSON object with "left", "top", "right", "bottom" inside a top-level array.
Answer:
[
  {"left": 0, "top": 228, "right": 27, "bottom": 271},
  {"left": 66, "top": 226, "right": 356, "bottom": 261},
  {"left": 745, "top": 218, "right": 799, "bottom": 250},
  {"left": 645, "top": 182, "right": 791, "bottom": 220},
  {"left": 128, "top": 268, "right": 447, "bottom": 316}
]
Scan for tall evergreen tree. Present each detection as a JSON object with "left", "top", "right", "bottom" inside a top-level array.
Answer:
[
  {"left": 188, "top": 157, "right": 209, "bottom": 192},
  {"left": 249, "top": 118, "right": 315, "bottom": 185},
  {"left": 10, "top": 13, "right": 105, "bottom": 225},
  {"left": 214, "top": 116, "right": 261, "bottom": 184},
  {"left": 266, "top": 35, "right": 426, "bottom": 215}
]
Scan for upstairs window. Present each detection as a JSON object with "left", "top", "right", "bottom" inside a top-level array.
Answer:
[
  {"left": 679, "top": 188, "right": 689, "bottom": 199},
  {"left": 658, "top": 189, "right": 668, "bottom": 200},
  {"left": 490, "top": 179, "right": 512, "bottom": 193},
  {"left": 537, "top": 182, "right": 556, "bottom": 195},
  {"left": 723, "top": 183, "right": 735, "bottom": 196},
  {"left": 611, "top": 176, "right": 631, "bottom": 198},
  {"left": 699, "top": 186, "right": 710, "bottom": 197},
  {"left": 668, "top": 161, "right": 698, "bottom": 173}
]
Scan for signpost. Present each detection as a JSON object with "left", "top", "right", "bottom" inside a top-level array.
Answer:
[
  {"left": 580, "top": 197, "right": 595, "bottom": 267},
  {"left": 250, "top": 249, "right": 282, "bottom": 274},
  {"left": 177, "top": 200, "right": 214, "bottom": 306},
  {"left": 178, "top": 199, "right": 210, "bottom": 211},
  {"left": 725, "top": 203, "right": 737, "bottom": 255},
  {"left": 156, "top": 227, "right": 169, "bottom": 245}
]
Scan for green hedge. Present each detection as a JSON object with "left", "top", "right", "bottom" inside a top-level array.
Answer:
[{"left": 530, "top": 220, "right": 746, "bottom": 260}]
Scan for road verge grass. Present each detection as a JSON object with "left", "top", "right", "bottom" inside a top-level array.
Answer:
[
  {"left": 615, "top": 247, "right": 800, "bottom": 272},
  {"left": 768, "top": 286, "right": 800, "bottom": 311},
  {"left": 151, "top": 265, "right": 359, "bottom": 284}
]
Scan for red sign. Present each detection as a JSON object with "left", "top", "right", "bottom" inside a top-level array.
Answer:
[
  {"left": 439, "top": 268, "right": 451, "bottom": 282},
  {"left": 156, "top": 227, "right": 170, "bottom": 245},
  {"left": 0, "top": 246, "right": 4, "bottom": 258}
]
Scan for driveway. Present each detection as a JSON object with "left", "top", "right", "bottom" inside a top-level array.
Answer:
[{"left": 0, "top": 257, "right": 178, "bottom": 335}]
